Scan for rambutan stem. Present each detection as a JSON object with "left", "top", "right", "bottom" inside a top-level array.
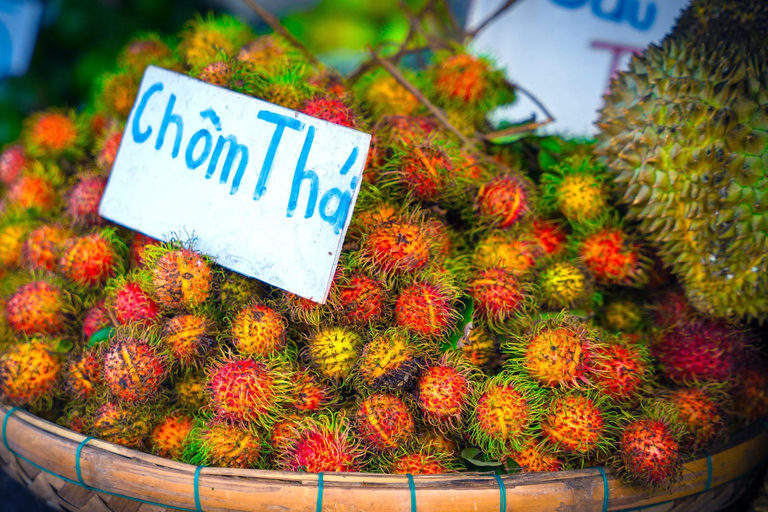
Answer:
[{"left": 240, "top": 0, "right": 321, "bottom": 67}]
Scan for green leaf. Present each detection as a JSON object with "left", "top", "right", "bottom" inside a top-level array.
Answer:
[
  {"left": 460, "top": 447, "right": 503, "bottom": 468},
  {"left": 54, "top": 339, "right": 74, "bottom": 354},
  {"left": 441, "top": 296, "right": 474, "bottom": 352},
  {"left": 88, "top": 327, "right": 114, "bottom": 348}
]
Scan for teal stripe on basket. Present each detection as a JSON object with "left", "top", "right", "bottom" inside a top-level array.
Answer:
[
  {"left": 316, "top": 472, "right": 324, "bottom": 512},
  {"left": 407, "top": 473, "right": 417, "bottom": 512},
  {"left": 75, "top": 436, "right": 94, "bottom": 488},
  {"left": 596, "top": 467, "right": 609, "bottom": 512},
  {"left": 493, "top": 474, "right": 507, "bottom": 512},
  {"left": 194, "top": 466, "right": 203, "bottom": 512},
  {"left": 2, "top": 406, "right": 20, "bottom": 452},
  {"left": 704, "top": 454, "right": 713, "bottom": 492}
]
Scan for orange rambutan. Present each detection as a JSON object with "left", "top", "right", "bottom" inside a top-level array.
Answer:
[
  {"left": 65, "top": 175, "right": 107, "bottom": 227},
  {"left": 0, "top": 340, "right": 62, "bottom": 406},
  {"left": 162, "top": 314, "right": 215, "bottom": 367},
  {"left": 20, "top": 224, "right": 72, "bottom": 272},
  {"left": 147, "top": 246, "right": 213, "bottom": 310},
  {"left": 360, "top": 218, "right": 433, "bottom": 276},
  {"left": 151, "top": 412, "right": 195, "bottom": 460},
  {"left": 22, "top": 109, "right": 85, "bottom": 159},
  {"left": 231, "top": 303, "right": 287, "bottom": 358},
  {"left": 278, "top": 414, "right": 365, "bottom": 472},
  {"left": 102, "top": 331, "right": 169, "bottom": 403},
  {"left": 59, "top": 231, "right": 123, "bottom": 288},
  {"left": 91, "top": 401, "right": 153, "bottom": 448},
  {"left": 109, "top": 279, "right": 160, "bottom": 326},
  {"left": 467, "top": 267, "right": 529, "bottom": 326},
  {"left": 0, "top": 222, "right": 33, "bottom": 267},
  {"left": 433, "top": 53, "right": 489, "bottom": 104},
  {"left": 302, "top": 96, "right": 357, "bottom": 128},
  {"left": 356, "top": 393, "right": 415, "bottom": 452},
  {"left": 95, "top": 128, "right": 123, "bottom": 172},
  {"left": 541, "top": 394, "right": 609, "bottom": 456},
  {"left": 64, "top": 348, "right": 102, "bottom": 401},
  {"left": 416, "top": 361, "right": 474, "bottom": 431},
  {"left": 395, "top": 276, "right": 460, "bottom": 338},
  {"left": 6, "top": 175, "right": 58, "bottom": 214},
  {"left": 333, "top": 272, "right": 389, "bottom": 326},
  {"left": 291, "top": 369, "right": 333, "bottom": 413},
  {"left": 475, "top": 174, "right": 532, "bottom": 229},
  {"left": 507, "top": 439, "right": 564, "bottom": 473},
  {"left": 576, "top": 226, "right": 649, "bottom": 286},
  {"left": 0, "top": 144, "right": 28, "bottom": 185},
  {"left": 5, "top": 280, "right": 68, "bottom": 336},
  {"left": 129, "top": 233, "right": 160, "bottom": 269},
  {"left": 187, "top": 420, "right": 263, "bottom": 469}
]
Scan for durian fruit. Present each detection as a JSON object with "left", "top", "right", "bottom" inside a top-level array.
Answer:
[{"left": 596, "top": 0, "right": 768, "bottom": 320}]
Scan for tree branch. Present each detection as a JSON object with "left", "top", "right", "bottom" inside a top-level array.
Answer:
[
  {"left": 466, "top": 0, "right": 520, "bottom": 38},
  {"left": 240, "top": 0, "right": 321, "bottom": 67}
]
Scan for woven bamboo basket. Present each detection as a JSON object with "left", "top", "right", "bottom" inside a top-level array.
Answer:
[{"left": 1, "top": 405, "right": 766, "bottom": 512}]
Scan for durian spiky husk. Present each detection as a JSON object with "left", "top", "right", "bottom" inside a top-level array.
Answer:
[{"left": 596, "top": 0, "right": 768, "bottom": 321}]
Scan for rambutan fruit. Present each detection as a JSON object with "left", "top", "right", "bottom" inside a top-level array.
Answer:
[
  {"left": 383, "top": 446, "right": 460, "bottom": 475},
  {"left": 118, "top": 33, "right": 176, "bottom": 72},
  {"left": 207, "top": 354, "right": 289, "bottom": 427},
  {"left": 162, "top": 313, "right": 215, "bottom": 367},
  {"left": 416, "top": 430, "right": 459, "bottom": 456},
  {"left": 185, "top": 420, "right": 262, "bottom": 469},
  {"left": 129, "top": 233, "right": 160, "bottom": 269},
  {"left": 0, "top": 340, "right": 61, "bottom": 406},
  {"left": 281, "top": 290, "right": 327, "bottom": 325},
  {"left": 230, "top": 302, "right": 287, "bottom": 358},
  {"left": 731, "top": 363, "right": 768, "bottom": 421},
  {"left": 95, "top": 127, "right": 122, "bottom": 172},
  {"left": 144, "top": 245, "right": 213, "bottom": 310},
  {"left": 151, "top": 412, "right": 195, "bottom": 460},
  {"left": 537, "top": 260, "right": 594, "bottom": 310},
  {"left": 355, "top": 68, "right": 420, "bottom": 117},
  {"left": 244, "top": 67, "right": 315, "bottom": 111},
  {"left": 648, "top": 289, "right": 694, "bottom": 329},
  {"left": 355, "top": 393, "right": 415, "bottom": 451},
  {"left": 277, "top": 414, "right": 365, "bottom": 472},
  {"left": 511, "top": 317, "right": 600, "bottom": 389},
  {"left": 172, "top": 372, "right": 208, "bottom": 412},
  {"left": 108, "top": 277, "right": 160, "bottom": 326},
  {"left": 102, "top": 330, "right": 169, "bottom": 403},
  {"left": 305, "top": 326, "right": 363, "bottom": 384},
  {"left": 6, "top": 174, "right": 58, "bottom": 214},
  {"left": 430, "top": 52, "right": 512, "bottom": 108},
  {"left": 91, "top": 401, "right": 153, "bottom": 448},
  {"left": 473, "top": 232, "right": 543, "bottom": 276},
  {"left": 64, "top": 348, "right": 102, "bottom": 401},
  {"left": 377, "top": 115, "right": 438, "bottom": 148},
  {"left": 506, "top": 439, "right": 564, "bottom": 473},
  {"left": 22, "top": 108, "right": 86, "bottom": 160},
  {"left": 65, "top": 175, "right": 107, "bottom": 227},
  {"left": 590, "top": 341, "right": 651, "bottom": 402},
  {"left": 347, "top": 192, "right": 399, "bottom": 239},
  {"left": 541, "top": 393, "right": 610, "bottom": 457},
  {"left": 574, "top": 225, "right": 650, "bottom": 286},
  {"left": 81, "top": 301, "right": 110, "bottom": 340},
  {"left": 98, "top": 71, "right": 140, "bottom": 119},
  {"left": 416, "top": 359, "right": 474, "bottom": 431},
  {"left": 291, "top": 369, "right": 334, "bottom": 413},
  {"left": 20, "top": 224, "right": 72, "bottom": 272},
  {"left": 269, "top": 414, "right": 304, "bottom": 453},
  {"left": 59, "top": 230, "right": 124, "bottom": 288},
  {"left": 475, "top": 174, "right": 532, "bottom": 229},
  {"left": 356, "top": 328, "right": 423, "bottom": 391},
  {"left": 615, "top": 416, "right": 683, "bottom": 488},
  {"left": 468, "top": 374, "right": 543, "bottom": 458},
  {"left": 59, "top": 405, "right": 88, "bottom": 434},
  {"left": 193, "top": 60, "right": 234, "bottom": 87},
  {"left": 531, "top": 218, "right": 568, "bottom": 258},
  {"left": 0, "top": 144, "right": 28, "bottom": 185},
  {"left": 467, "top": 267, "right": 530, "bottom": 327},
  {"left": 5, "top": 280, "right": 69, "bottom": 335},
  {"left": 179, "top": 14, "right": 253, "bottom": 67},
  {"left": 0, "top": 221, "right": 34, "bottom": 268},
  {"left": 333, "top": 271, "right": 389, "bottom": 326},
  {"left": 652, "top": 319, "right": 751, "bottom": 384},
  {"left": 540, "top": 157, "right": 609, "bottom": 224},
  {"left": 302, "top": 96, "right": 357, "bottom": 128},
  {"left": 394, "top": 274, "right": 460, "bottom": 339},
  {"left": 665, "top": 387, "right": 726, "bottom": 451},
  {"left": 384, "top": 142, "right": 455, "bottom": 203},
  {"left": 454, "top": 324, "right": 499, "bottom": 370},
  {"left": 215, "top": 269, "right": 264, "bottom": 311},
  {"left": 236, "top": 34, "right": 304, "bottom": 76},
  {"left": 600, "top": 297, "right": 645, "bottom": 333}
]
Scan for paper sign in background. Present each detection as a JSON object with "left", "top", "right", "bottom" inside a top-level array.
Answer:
[{"left": 100, "top": 66, "right": 370, "bottom": 303}]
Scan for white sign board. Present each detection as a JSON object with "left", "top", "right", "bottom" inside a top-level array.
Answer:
[
  {"left": 0, "top": 0, "right": 44, "bottom": 77},
  {"left": 100, "top": 66, "right": 370, "bottom": 303},
  {"left": 467, "top": 0, "right": 688, "bottom": 135}
]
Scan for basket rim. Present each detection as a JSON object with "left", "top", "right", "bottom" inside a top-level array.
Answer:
[{"left": 1, "top": 404, "right": 767, "bottom": 512}]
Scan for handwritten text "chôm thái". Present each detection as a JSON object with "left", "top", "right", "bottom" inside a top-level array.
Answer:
[{"left": 130, "top": 81, "right": 361, "bottom": 234}]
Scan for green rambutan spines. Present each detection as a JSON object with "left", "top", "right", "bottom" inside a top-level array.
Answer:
[
  {"left": 171, "top": 370, "right": 208, "bottom": 412},
  {"left": 355, "top": 392, "right": 416, "bottom": 452},
  {"left": 0, "top": 338, "right": 62, "bottom": 407},
  {"left": 377, "top": 443, "right": 461, "bottom": 475},
  {"left": 290, "top": 368, "right": 334, "bottom": 413},
  {"left": 540, "top": 157, "right": 610, "bottom": 225},
  {"left": 63, "top": 347, "right": 102, "bottom": 401},
  {"left": 150, "top": 411, "right": 195, "bottom": 461},
  {"left": 96, "top": 69, "right": 141, "bottom": 120},
  {"left": 355, "top": 328, "right": 425, "bottom": 392},
  {"left": 21, "top": 108, "right": 88, "bottom": 161},
  {"left": 189, "top": 53, "right": 238, "bottom": 88},
  {"left": 536, "top": 259, "right": 595, "bottom": 311},
  {"left": 206, "top": 352, "right": 291, "bottom": 428},
  {"left": 0, "top": 218, "right": 36, "bottom": 268},
  {"left": 506, "top": 438, "right": 565, "bottom": 473},
  {"left": 416, "top": 356, "right": 477, "bottom": 432},
  {"left": 117, "top": 32, "right": 177, "bottom": 73},
  {"left": 236, "top": 34, "right": 307, "bottom": 77},
  {"left": 280, "top": 290, "right": 329, "bottom": 326},
  {"left": 178, "top": 14, "right": 254, "bottom": 68},
  {"left": 304, "top": 325, "right": 363, "bottom": 385},
  {"left": 243, "top": 67, "right": 316, "bottom": 111},
  {"left": 507, "top": 316, "right": 602, "bottom": 390},
  {"left": 141, "top": 243, "right": 215, "bottom": 311},
  {"left": 394, "top": 271, "right": 461, "bottom": 340},
  {"left": 600, "top": 296, "right": 646, "bottom": 333},
  {"left": 540, "top": 391, "right": 614, "bottom": 458},
  {"left": 105, "top": 274, "right": 160, "bottom": 326},
  {"left": 161, "top": 313, "right": 216, "bottom": 367},
  {"left": 21, "top": 224, "right": 73, "bottom": 273},
  {"left": 184, "top": 419, "right": 264, "bottom": 469},
  {"left": 101, "top": 327, "right": 169, "bottom": 403},
  {"left": 214, "top": 269, "right": 265, "bottom": 313},
  {"left": 4, "top": 278, "right": 73, "bottom": 336},
  {"left": 467, "top": 266, "right": 534, "bottom": 329},
  {"left": 354, "top": 67, "right": 422, "bottom": 118},
  {"left": 228, "top": 301, "right": 287, "bottom": 358},
  {"left": 474, "top": 173, "right": 535, "bottom": 230},
  {"left": 59, "top": 228, "right": 127, "bottom": 289},
  {"left": 276, "top": 413, "right": 366, "bottom": 472},
  {"left": 90, "top": 400, "right": 155, "bottom": 448},
  {"left": 468, "top": 373, "right": 545, "bottom": 459},
  {"left": 589, "top": 338, "right": 652, "bottom": 403}
]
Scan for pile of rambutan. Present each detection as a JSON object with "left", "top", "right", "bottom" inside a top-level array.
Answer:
[{"left": 0, "top": 11, "right": 763, "bottom": 492}]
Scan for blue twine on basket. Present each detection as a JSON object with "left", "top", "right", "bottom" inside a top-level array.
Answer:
[
  {"left": 2, "top": 406, "right": 20, "bottom": 452},
  {"left": 194, "top": 466, "right": 203, "bottom": 512},
  {"left": 493, "top": 474, "right": 507, "bottom": 512},
  {"left": 316, "top": 472, "right": 324, "bottom": 512},
  {"left": 75, "top": 436, "right": 94, "bottom": 488},
  {"left": 406, "top": 473, "right": 417, "bottom": 512},
  {"left": 595, "top": 467, "right": 609, "bottom": 512},
  {"left": 704, "top": 454, "right": 713, "bottom": 493}
]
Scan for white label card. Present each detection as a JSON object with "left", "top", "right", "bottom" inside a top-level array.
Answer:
[{"left": 100, "top": 66, "right": 371, "bottom": 303}]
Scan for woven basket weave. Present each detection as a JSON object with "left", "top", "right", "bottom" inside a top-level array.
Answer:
[{"left": 1, "top": 404, "right": 766, "bottom": 512}]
